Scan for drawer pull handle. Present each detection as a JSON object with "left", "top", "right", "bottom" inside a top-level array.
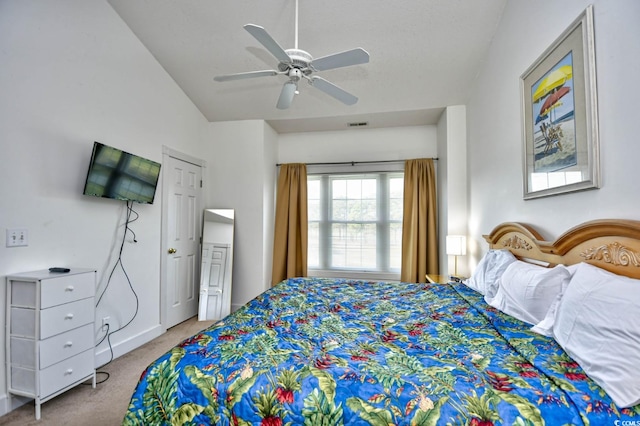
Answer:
[
  {"left": 65, "top": 313, "right": 74, "bottom": 320},
  {"left": 65, "top": 286, "right": 75, "bottom": 292},
  {"left": 65, "top": 369, "right": 73, "bottom": 375},
  {"left": 64, "top": 341, "right": 73, "bottom": 347}
]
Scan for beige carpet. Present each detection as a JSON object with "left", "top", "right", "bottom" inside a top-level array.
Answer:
[{"left": 0, "top": 316, "right": 214, "bottom": 426}]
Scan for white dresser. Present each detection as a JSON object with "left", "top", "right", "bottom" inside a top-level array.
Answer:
[{"left": 5, "top": 268, "right": 97, "bottom": 420}]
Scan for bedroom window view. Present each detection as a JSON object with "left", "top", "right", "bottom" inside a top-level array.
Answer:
[{"left": 307, "top": 172, "right": 403, "bottom": 273}]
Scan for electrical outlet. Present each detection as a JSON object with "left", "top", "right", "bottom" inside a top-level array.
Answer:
[
  {"left": 102, "top": 316, "right": 111, "bottom": 331},
  {"left": 6, "top": 228, "right": 28, "bottom": 247}
]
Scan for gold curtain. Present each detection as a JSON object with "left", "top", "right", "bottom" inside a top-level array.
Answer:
[
  {"left": 271, "top": 163, "right": 308, "bottom": 286},
  {"left": 401, "top": 158, "right": 438, "bottom": 283}
]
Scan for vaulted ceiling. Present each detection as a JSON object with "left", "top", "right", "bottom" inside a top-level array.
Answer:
[{"left": 107, "top": 0, "right": 507, "bottom": 132}]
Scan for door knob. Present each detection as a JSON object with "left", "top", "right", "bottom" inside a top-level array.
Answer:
[{"left": 168, "top": 248, "right": 177, "bottom": 254}]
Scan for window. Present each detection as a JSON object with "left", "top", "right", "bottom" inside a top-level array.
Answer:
[{"left": 308, "top": 171, "right": 403, "bottom": 278}]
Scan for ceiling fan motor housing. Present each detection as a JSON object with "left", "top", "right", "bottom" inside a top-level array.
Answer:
[{"left": 279, "top": 49, "right": 313, "bottom": 75}]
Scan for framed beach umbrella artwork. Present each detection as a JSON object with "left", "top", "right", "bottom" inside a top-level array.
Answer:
[{"left": 520, "top": 5, "right": 600, "bottom": 199}]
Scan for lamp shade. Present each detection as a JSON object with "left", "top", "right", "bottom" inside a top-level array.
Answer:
[{"left": 446, "top": 235, "right": 467, "bottom": 256}]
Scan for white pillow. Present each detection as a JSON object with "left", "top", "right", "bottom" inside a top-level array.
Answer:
[
  {"left": 529, "top": 290, "right": 564, "bottom": 337},
  {"left": 553, "top": 262, "right": 640, "bottom": 408},
  {"left": 531, "top": 262, "right": 581, "bottom": 336},
  {"left": 463, "top": 249, "right": 517, "bottom": 296},
  {"left": 485, "top": 261, "right": 571, "bottom": 325}
]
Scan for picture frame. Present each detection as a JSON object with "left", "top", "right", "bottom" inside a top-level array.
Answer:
[{"left": 520, "top": 5, "right": 599, "bottom": 200}]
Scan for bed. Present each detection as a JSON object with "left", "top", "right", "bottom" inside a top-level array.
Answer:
[{"left": 123, "top": 219, "right": 640, "bottom": 425}]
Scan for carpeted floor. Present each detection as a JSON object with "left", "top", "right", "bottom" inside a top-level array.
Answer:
[{"left": 0, "top": 316, "right": 214, "bottom": 426}]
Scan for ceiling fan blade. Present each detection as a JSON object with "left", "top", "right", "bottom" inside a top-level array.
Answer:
[
  {"left": 214, "top": 70, "right": 279, "bottom": 82},
  {"left": 276, "top": 81, "right": 297, "bottom": 110},
  {"left": 310, "top": 48, "right": 370, "bottom": 72},
  {"left": 244, "top": 24, "right": 292, "bottom": 65},
  {"left": 309, "top": 76, "right": 358, "bottom": 105}
]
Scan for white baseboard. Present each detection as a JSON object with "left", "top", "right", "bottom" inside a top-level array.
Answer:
[
  {"left": 95, "top": 323, "right": 163, "bottom": 369},
  {"left": 0, "top": 393, "right": 31, "bottom": 418}
]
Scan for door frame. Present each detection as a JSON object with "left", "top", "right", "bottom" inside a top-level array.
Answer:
[{"left": 160, "top": 145, "right": 207, "bottom": 331}]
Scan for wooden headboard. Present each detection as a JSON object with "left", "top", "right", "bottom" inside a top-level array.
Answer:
[{"left": 483, "top": 219, "right": 640, "bottom": 279}]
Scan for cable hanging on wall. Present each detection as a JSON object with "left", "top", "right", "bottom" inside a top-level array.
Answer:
[{"left": 91, "top": 200, "right": 141, "bottom": 384}]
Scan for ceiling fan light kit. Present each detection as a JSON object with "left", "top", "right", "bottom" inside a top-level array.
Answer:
[{"left": 213, "top": 0, "right": 369, "bottom": 110}]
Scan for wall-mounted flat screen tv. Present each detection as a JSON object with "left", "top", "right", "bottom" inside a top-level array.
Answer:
[{"left": 83, "top": 141, "right": 161, "bottom": 204}]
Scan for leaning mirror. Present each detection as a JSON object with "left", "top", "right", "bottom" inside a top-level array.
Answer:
[{"left": 198, "top": 209, "right": 234, "bottom": 321}]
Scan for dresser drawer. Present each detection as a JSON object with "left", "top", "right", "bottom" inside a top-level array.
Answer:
[
  {"left": 40, "top": 273, "right": 95, "bottom": 308},
  {"left": 40, "top": 349, "right": 94, "bottom": 399},
  {"left": 39, "top": 323, "right": 94, "bottom": 369},
  {"left": 40, "top": 298, "right": 94, "bottom": 339},
  {"left": 10, "top": 323, "right": 95, "bottom": 370}
]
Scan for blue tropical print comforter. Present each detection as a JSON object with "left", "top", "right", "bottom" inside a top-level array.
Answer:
[{"left": 123, "top": 277, "right": 640, "bottom": 425}]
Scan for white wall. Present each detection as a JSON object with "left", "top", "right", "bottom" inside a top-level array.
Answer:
[
  {"left": 0, "top": 0, "right": 208, "bottom": 415},
  {"left": 203, "top": 120, "right": 277, "bottom": 310},
  {"left": 262, "top": 123, "right": 278, "bottom": 291},
  {"left": 467, "top": 0, "right": 640, "bottom": 267},
  {"left": 278, "top": 126, "right": 436, "bottom": 164},
  {"left": 437, "top": 106, "right": 468, "bottom": 277}
]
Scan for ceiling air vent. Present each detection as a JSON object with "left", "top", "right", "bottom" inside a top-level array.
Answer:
[{"left": 347, "top": 121, "right": 369, "bottom": 128}]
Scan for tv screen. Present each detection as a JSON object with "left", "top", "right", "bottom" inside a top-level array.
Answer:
[{"left": 83, "top": 141, "right": 161, "bottom": 204}]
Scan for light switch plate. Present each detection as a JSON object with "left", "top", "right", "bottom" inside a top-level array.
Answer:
[{"left": 6, "top": 228, "right": 28, "bottom": 247}]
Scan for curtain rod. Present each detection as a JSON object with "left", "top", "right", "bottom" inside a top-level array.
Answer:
[{"left": 276, "top": 158, "right": 438, "bottom": 167}]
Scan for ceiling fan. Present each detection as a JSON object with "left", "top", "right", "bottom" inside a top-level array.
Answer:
[{"left": 213, "top": 0, "right": 370, "bottom": 110}]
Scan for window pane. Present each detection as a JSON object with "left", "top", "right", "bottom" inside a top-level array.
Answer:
[
  {"left": 346, "top": 179, "right": 362, "bottom": 198},
  {"left": 361, "top": 200, "right": 377, "bottom": 221},
  {"left": 331, "top": 223, "right": 376, "bottom": 268},
  {"left": 309, "top": 172, "right": 403, "bottom": 274},
  {"left": 331, "top": 223, "right": 346, "bottom": 267},
  {"left": 332, "top": 179, "right": 346, "bottom": 199},
  {"left": 389, "top": 222, "right": 403, "bottom": 269},
  {"left": 346, "top": 224, "right": 376, "bottom": 268},
  {"left": 308, "top": 222, "right": 319, "bottom": 268},
  {"left": 389, "top": 177, "right": 404, "bottom": 222},
  {"left": 389, "top": 177, "right": 403, "bottom": 198},
  {"left": 307, "top": 179, "right": 320, "bottom": 221},
  {"left": 308, "top": 178, "right": 320, "bottom": 198},
  {"left": 308, "top": 199, "right": 319, "bottom": 221},
  {"left": 332, "top": 199, "right": 346, "bottom": 221},
  {"left": 362, "top": 179, "right": 377, "bottom": 199},
  {"left": 389, "top": 199, "right": 403, "bottom": 221},
  {"left": 347, "top": 199, "right": 363, "bottom": 221}
]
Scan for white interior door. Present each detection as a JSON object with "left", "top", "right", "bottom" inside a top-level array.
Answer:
[{"left": 163, "top": 152, "right": 203, "bottom": 328}]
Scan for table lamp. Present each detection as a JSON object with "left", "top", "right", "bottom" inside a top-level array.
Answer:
[{"left": 446, "top": 235, "right": 466, "bottom": 279}]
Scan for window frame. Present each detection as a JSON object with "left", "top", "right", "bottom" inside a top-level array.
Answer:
[{"left": 306, "top": 163, "right": 404, "bottom": 281}]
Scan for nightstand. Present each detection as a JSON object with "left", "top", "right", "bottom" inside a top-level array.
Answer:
[{"left": 425, "top": 274, "right": 449, "bottom": 284}]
